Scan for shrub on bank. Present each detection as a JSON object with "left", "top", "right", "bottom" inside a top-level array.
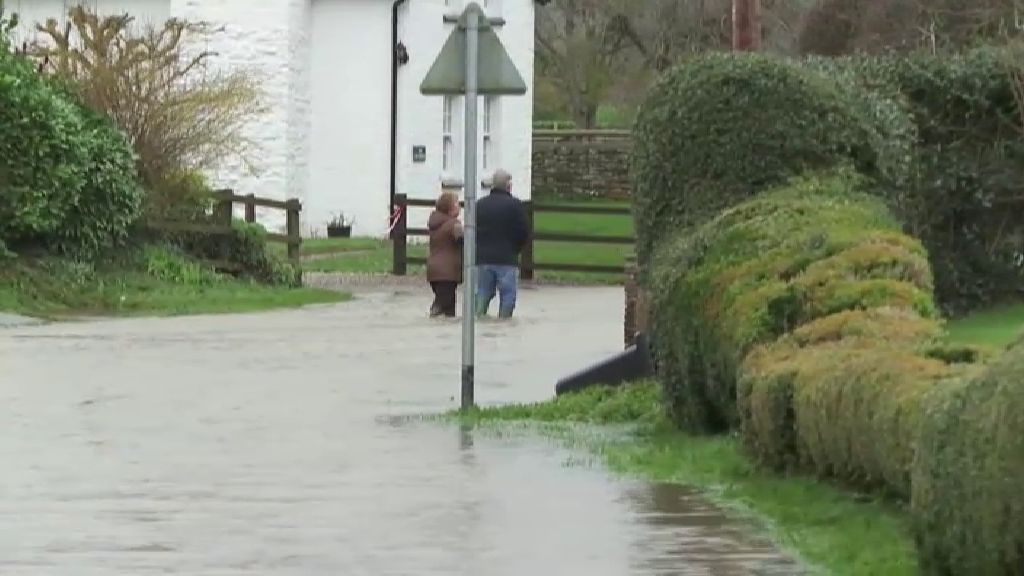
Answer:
[
  {"left": 176, "top": 220, "right": 299, "bottom": 287},
  {"left": 651, "top": 171, "right": 935, "bottom": 432},
  {"left": 913, "top": 338, "right": 1024, "bottom": 575},
  {"left": 0, "top": 48, "right": 89, "bottom": 243},
  {"left": 631, "top": 53, "right": 906, "bottom": 266},
  {"left": 0, "top": 21, "right": 142, "bottom": 258}
]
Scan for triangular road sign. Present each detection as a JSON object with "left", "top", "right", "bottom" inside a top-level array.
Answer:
[{"left": 420, "top": 3, "right": 527, "bottom": 96}]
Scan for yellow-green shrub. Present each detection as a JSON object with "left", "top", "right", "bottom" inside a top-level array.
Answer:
[
  {"left": 739, "top": 308, "right": 946, "bottom": 478},
  {"left": 913, "top": 338, "right": 1024, "bottom": 575},
  {"left": 651, "top": 171, "right": 937, "bottom": 432}
]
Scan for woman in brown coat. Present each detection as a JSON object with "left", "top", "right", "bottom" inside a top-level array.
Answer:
[{"left": 426, "top": 191, "right": 464, "bottom": 317}]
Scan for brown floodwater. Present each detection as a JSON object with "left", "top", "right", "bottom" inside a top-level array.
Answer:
[{"left": 0, "top": 286, "right": 803, "bottom": 575}]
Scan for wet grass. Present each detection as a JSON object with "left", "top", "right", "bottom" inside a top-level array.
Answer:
[
  {"left": 303, "top": 200, "right": 633, "bottom": 285},
  {"left": 458, "top": 382, "right": 918, "bottom": 576},
  {"left": 0, "top": 256, "right": 349, "bottom": 319},
  {"left": 945, "top": 302, "right": 1024, "bottom": 349}
]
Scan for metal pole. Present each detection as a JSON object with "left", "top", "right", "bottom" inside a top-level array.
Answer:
[{"left": 460, "top": 9, "right": 480, "bottom": 411}]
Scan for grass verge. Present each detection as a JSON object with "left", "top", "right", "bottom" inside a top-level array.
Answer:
[
  {"left": 0, "top": 251, "right": 349, "bottom": 319},
  {"left": 457, "top": 382, "right": 918, "bottom": 576},
  {"left": 945, "top": 302, "right": 1024, "bottom": 349}
]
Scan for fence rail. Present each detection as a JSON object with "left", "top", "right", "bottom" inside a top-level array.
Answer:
[
  {"left": 148, "top": 189, "right": 303, "bottom": 280},
  {"left": 391, "top": 193, "right": 634, "bottom": 278}
]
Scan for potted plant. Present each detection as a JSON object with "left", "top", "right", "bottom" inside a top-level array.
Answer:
[{"left": 326, "top": 213, "right": 353, "bottom": 238}]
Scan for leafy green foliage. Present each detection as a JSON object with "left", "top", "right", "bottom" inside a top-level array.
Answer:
[
  {"left": 808, "top": 49, "right": 1024, "bottom": 313},
  {"left": 741, "top": 330, "right": 963, "bottom": 498},
  {"left": 631, "top": 53, "right": 905, "bottom": 266},
  {"left": 650, "top": 172, "right": 936, "bottom": 431},
  {"left": 50, "top": 105, "right": 143, "bottom": 258},
  {"left": 142, "top": 245, "right": 222, "bottom": 286},
  {"left": 177, "top": 220, "right": 299, "bottom": 287},
  {"left": 0, "top": 51, "right": 89, "bottom": 243},
  {"left": 0, "top": 13, "right": 142, "bottom": 258},
  {"left": 913, "top": 338, "right": 1024, "bottom": 575}
]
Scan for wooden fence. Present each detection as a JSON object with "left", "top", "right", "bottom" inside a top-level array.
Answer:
[
  {"left": 149, "top": 189, "right": 303, "bottom": 274},
  {"left": 391, "top": 193, "right": 634, "bottom": 279}
]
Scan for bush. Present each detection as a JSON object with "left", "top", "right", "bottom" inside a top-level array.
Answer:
[
  {"left": 0, "top": 49, "right": 89, "bottom": 243},
  {"left": 632, "top": 53, "right": 907, "bottom": 265},
  {"left": 651, "top": 171, "right": 936, "bottom": 431},
  {"left": 178, "top": 221, "right": 298, "bottom": 287},
  {"left": 0, "top": 11, "right": 142, "bottom": 257},
  {"left": 741, "top": 334, "right": 960, "bottom": 498},
  {"left": 49, "top": 105, "right": 143, "bottom": 258},
  {"left": 913, "top": 338, "right": 1024, "bottom": 575},
  {"left": 142, "top": 170, "right": 217, "bottom": 223},
  {"left": 808, "top": 49, "right": 1024, "bottom": 313}
]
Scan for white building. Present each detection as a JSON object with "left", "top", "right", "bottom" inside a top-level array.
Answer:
[{"left": 8, "top": 0, "right": 539, "bottom": 237}]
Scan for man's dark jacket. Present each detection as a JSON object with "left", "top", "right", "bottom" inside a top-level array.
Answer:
[{"left": 475, "top": 188, "right": 529, "bottom": 266}]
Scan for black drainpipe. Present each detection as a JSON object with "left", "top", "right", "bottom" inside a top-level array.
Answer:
[{"left": 390, "top": 0, "right": 410, "bottom": 223}]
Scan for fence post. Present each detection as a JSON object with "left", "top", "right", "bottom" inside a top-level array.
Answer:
[
  {"left": 286, "top": 199, "right": 302, "bottom": 285},
  {"left": 393, "top": 194, "right": 408, "bottom": 276},
  {"left": 214, "top": 190, "right": 233, "bottom": 228},
  {"left": 521, "top": 200, "right": 535, "bottom": 281},
  {"left": 245, "top": 193, "right": 256, "bottom": 223},
  {"left": 624, "top": 255, "right": 638, "bottom": 348}
]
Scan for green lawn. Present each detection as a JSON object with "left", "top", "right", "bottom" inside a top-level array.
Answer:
[
  {"left": 946, "top": 303, "right": 1024, "bottom": 349},
  {"left": 457, "top": 382, "right": 918, "bottom": 576},
  {"left": 303, "top": 200, "right": 635, "bottom": 284},
  {"left": 0, "top": 256, "right": 349, "bottom": 319}
]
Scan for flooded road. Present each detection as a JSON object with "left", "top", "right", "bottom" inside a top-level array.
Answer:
[{"left": 0, "top": 285, "right": 802, "bottom": 575}]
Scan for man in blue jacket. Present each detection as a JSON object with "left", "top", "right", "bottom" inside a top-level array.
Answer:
[{"left": 475, "top": 169, "right": 529, "bottom": 319}]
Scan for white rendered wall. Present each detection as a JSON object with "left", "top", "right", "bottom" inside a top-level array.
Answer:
[
  {"left": 307, "top": 0, "right": 392, "bottom": 238},
  {"left": 396, "top": 0, "right": 535, "bottom": 235},
  {"left": 8, "top": 0, "right": 171, "bottom": 46}
]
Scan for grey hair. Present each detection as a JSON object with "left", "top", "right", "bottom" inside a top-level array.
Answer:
[{"left": 491, "top": 169, "right": 511, "bottom": 189}]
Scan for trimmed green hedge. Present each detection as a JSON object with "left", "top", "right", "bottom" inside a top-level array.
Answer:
[
  {"left": 651, "top": 171, "right": 936, "bottom": 432},
  {"left": 632, "top": 53, "right": 905, "bottom": 267},
  {"left": 741, "top": 331, "right": 963, "bottom": 498},
  {"left": 913, "top": 338, "right": 1024, "bottom": 575}
]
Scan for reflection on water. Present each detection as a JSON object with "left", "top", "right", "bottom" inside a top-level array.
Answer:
[{"left": 627, "top": 483, "right": 804, "bottom": 575}]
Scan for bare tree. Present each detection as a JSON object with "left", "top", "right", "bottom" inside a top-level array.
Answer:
[
  {"left": 535, "top": 0, "right": 637, "bottom": 128},
  {"left": 798, "top": 0, "right": 1024, "bottom": 55},
  {"left": 27, "top": 7, "right": 264, "bottom": 186}
]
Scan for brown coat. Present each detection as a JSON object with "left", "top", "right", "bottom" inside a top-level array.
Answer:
[{"left": 426, "top": 210, "right": 464, "bottom": 282}]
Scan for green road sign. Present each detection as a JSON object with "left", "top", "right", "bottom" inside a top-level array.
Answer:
[{"left": 420, "top": 3, "right": 527, "bottom": 96}]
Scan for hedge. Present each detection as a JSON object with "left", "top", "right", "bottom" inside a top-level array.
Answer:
[
  {"left": 631, "top": 53, "right": 906, "bottom": 267},
  {"left": 913, "top": 338, "right": 1024, "bottom": 575},
  {"left": 808, "top": 49, "right": 1024, "bottom": 313},
  {"left": 740, "top": 331, "right": 966, "bottom": 498},
  {"left": 651, "top": 171, "right": 936, "bottom": 432}
]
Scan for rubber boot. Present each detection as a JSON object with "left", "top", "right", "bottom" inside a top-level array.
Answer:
[{"left": 498, "top": 307, "right": 514, "bottom": 320}]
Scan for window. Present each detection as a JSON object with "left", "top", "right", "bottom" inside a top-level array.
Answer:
[
  {"left": 482, "top": 96, "right": 498, "bottom": 171},
  {"left": 442, "top": 95, "right": 456, "bottom": 173}
]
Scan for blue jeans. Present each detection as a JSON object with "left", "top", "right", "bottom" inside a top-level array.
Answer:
[{"left": 476, "top": 265, "right": 518, "bottom": 318}]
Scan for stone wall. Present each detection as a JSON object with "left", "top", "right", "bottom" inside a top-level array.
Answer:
[{"left": 532, "top": 130, "right": 633, "bottom": 200}]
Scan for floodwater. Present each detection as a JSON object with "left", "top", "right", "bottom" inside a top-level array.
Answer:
[{"left": 0, "top": 285, "right": 803, "bottom": 575}]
